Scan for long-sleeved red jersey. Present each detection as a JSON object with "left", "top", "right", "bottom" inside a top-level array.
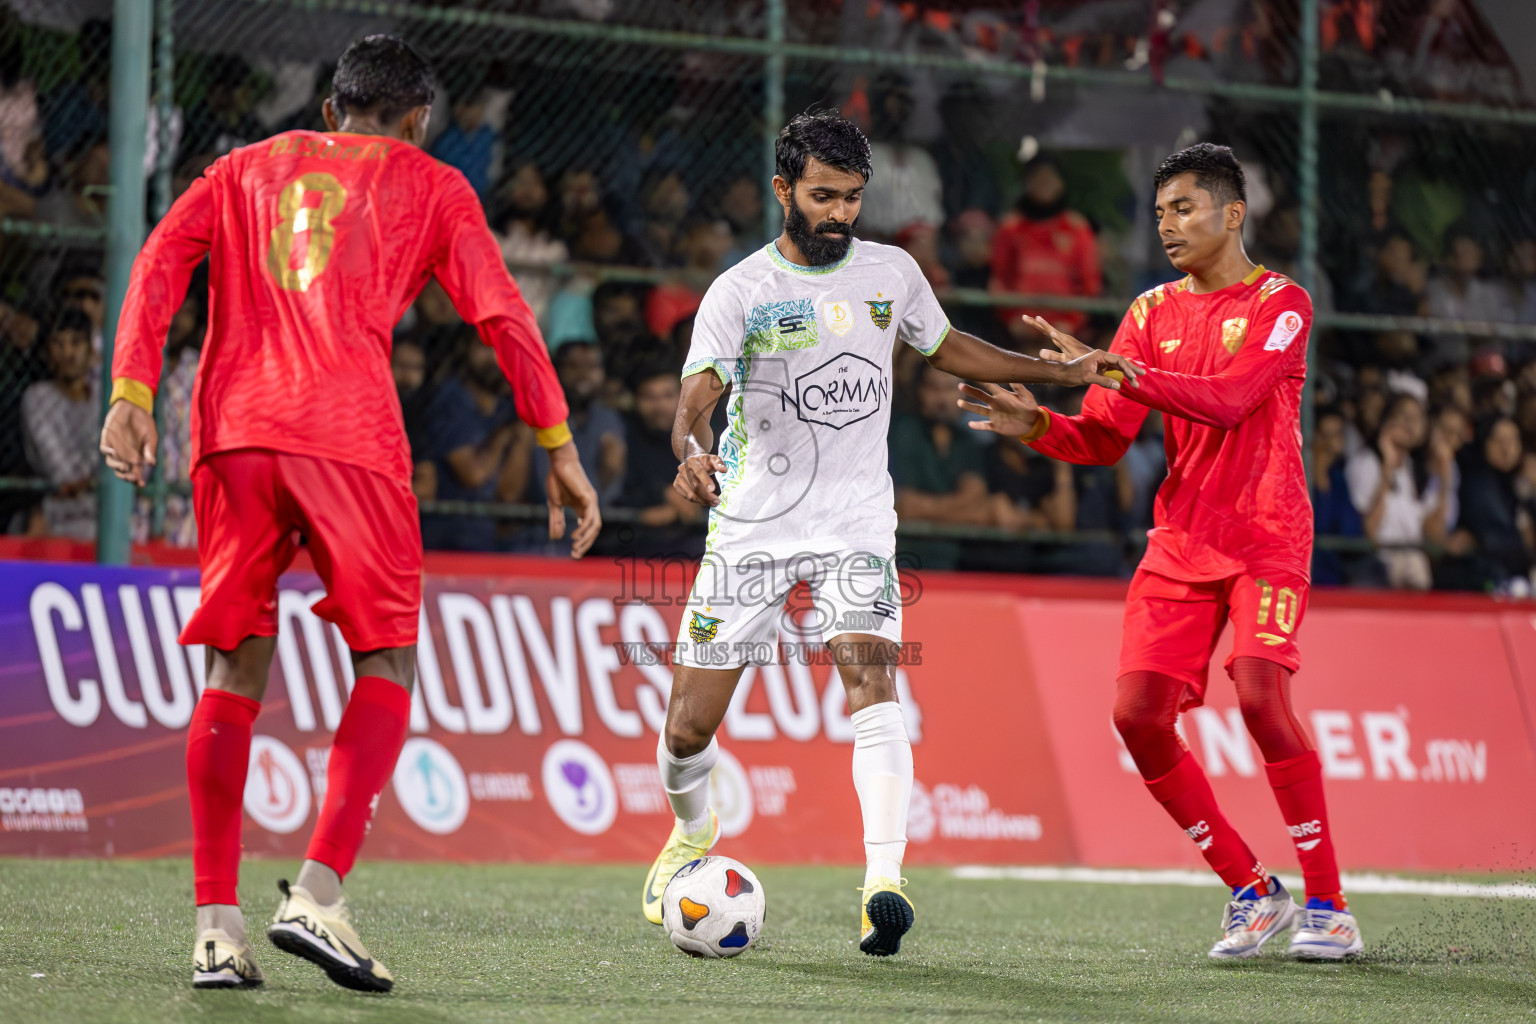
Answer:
[
  {"left": 112, "top": 130, "right": 569, "bottom": 486},
  {"left": 1027, "top": 266, "right": 1313, "bottom": 581}
]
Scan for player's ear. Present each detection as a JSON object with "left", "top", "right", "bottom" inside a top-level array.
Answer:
[
  {"left": 400, "top": 105, "right": 432, "bottom": 147},
  {"left": 772, "top": 174, "right": 792, "bottom": 212},
  {"left": 321, "top": 97, "right": 340, "bottom": 132},
  {"left": 1227, "top": 199, "right": 1246, "bottom": 232}
]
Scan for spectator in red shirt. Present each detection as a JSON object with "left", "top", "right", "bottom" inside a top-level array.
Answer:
[{"left": 990, "top": 155, "right": 1102, "bottom": 347}]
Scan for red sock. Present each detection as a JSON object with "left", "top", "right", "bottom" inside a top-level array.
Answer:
[
  {"left": 187, "top": 689, "right": 261, "bottom": 906},
  {"left": 1147, "top": 752, "right": 1267, "bottom": 891},
  {"left": 1265, "top": 751, "right": 1342, "bottom": 899},
  {"left": 304, "top": 676, "right": 411, "bottom": 878}
]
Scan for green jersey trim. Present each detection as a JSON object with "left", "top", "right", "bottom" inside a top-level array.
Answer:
[
  {"left": 681, "top": 358, "right": 729, "bottom": 382},
  {"left": 913, "top": 321, "right": 951, "bottom": 357},
  {"left": 764, "top": 239, "right": 857, "bottom": 277}
]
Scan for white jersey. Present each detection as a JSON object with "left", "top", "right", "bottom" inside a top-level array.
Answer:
[{"left": 683, "top": 239, "right": 950, "bottom": 560}]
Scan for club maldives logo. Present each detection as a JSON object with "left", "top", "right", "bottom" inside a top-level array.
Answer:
[
  {"left": 244, "top": 736, "right": 312, "bottom": 834},
  {"left": 542, "top": 739, "right": 617, "bottom": 835},
  {"left": 392, "top": 737, "right": 469, "bottom": 835}
]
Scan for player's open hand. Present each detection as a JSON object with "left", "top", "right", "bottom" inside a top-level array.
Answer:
[
  {"left": 546, "top": 443, "right": 601, "bottom": 558},
  {"left": 957, "top": 381, "right": 1041, "bottom": 439},
  {"left": 99, "top": 399, "right": 158, "bottom": 486},
  {"left": 674, "top": 452, "right": 725, "bottom": 508},
  {"left": 1021, "top": 314, "right": 1142, "bottom": 390}
]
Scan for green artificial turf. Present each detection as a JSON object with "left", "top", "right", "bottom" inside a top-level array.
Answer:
[{"left": 1, "top": 860, "right": 1533, "bottom": 1023}]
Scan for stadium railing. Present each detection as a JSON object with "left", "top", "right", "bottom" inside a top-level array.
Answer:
[{"left": 1, "top": 0, "right": 1532, "bottom": 579}]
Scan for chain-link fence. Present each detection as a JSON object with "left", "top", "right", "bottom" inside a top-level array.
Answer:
[{"left": 3, "top": 0, "right": 1535, "bottom": 590}]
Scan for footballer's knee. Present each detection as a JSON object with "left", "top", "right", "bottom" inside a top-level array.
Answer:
[
  {"left": 663, "top": 718, "right": 714, "bottom": 760},
  {"left": 205, "top": 636, "right": 276, "bottom": 702},
  {"left": 838, "top": 660, "right": 897, "bottom": 713},
  {"left": 1112, "top": 684, "right": 1176, "bottom": 753},
  {"left": 352, "top": 645, "right": 416, "bottom": 691}
]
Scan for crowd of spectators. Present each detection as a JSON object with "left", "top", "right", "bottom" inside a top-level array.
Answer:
[{"left": 2, "top": 2, "right": 1535, "bottom": 594}]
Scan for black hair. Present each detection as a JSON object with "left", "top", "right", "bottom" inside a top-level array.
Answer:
[
  {"left": 629, "top": 359, "right": 680, "bottom": 393},
  {"left": 331, "top": 35, "right": 435, "bottom": 125},
  {"left": 775, "top": 108, "right": 872, "bottom": 189},
  {"left": 1153, "top": 142, "right": 1247, "bottom": 206},
  {"left": 553, "top": 340, "right": 598, "bottom": 372},
  {"left": 48, "top": 306, "right": 93, "bottom": 339}
]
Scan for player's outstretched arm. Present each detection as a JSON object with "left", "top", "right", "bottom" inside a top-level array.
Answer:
[
  {"left": 1026, "top": 303, "right": 1311, "bottom": 431},
  {"left": 671, "top": 369, "right": 727, "bottom": 507},
  {"left": 925, "top": 327, "right": 1141, "bottom": 391}
]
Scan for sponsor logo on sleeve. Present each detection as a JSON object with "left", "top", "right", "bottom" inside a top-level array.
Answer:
[{"left": 1264, "top": 311, "right": 1304, "bottom": 353}]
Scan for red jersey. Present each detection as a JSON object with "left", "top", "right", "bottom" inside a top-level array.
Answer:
[
  {"left": 990, "top": 209, "right": 1102, "bottom": 336},
  {"left": 1028, "top": 266, "right": 1313, "bottom": 582},
  {"left": 113, "top": 130, "right": 568, "bottom": 485}
]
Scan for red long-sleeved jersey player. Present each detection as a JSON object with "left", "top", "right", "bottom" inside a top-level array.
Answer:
[
  {"left": 962, "top": 144, "right": 1362, "bottom": 963},
  {"left": 99, "top": 36, "right": 600, "bottom": 994}
]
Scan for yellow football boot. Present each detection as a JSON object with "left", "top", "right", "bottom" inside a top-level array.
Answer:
[
  {"left": 642, "top": 810, "right": 720, "bottom": 925},
  {"left": 859, "top": 878, "right": 915, "bottom": 957},
  {"left": 266, "top": 880, "right": 394, "bottom": 993},
  {"left": 191, "top": 928, "right": 264, "bottom": 988}
]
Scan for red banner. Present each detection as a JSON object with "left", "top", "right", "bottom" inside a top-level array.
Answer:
[{"left": 3, "top": 555, "right": 1534, "bottom": 873}]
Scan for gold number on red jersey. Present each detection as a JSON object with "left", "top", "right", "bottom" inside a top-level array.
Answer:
[
  {"left": 1255, "top": 579, "right": 1299, "bottom": 635},
  {"left": 266, "top": 172, "right": 348, "bottom": 291}
]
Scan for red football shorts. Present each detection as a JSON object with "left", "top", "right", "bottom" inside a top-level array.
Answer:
[
  {"left": 1118, "top": 565, "right": 1307, "bottom": 709},
  {"left": 181, "top": 448, "right": 422, "bottom": 652}
]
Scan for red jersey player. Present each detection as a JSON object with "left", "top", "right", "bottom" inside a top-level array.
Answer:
[
  {"left": 961, "top": 144, "right": 1362, "bottom": 961},
  {"left": 99, "top": 36, "right": 601, "bottom": 992}
]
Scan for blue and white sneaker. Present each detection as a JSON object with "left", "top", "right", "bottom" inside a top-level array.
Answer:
[
  {"left": 1208, "top": 879, "right": 1298, "bottom": 960},
  {"left": 1288, "top": 898, "right": 1364, "bottom": 960}
]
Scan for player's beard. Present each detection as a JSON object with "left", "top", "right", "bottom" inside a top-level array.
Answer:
[{"left": 785, "top": 199, "right": 855, "bottom": 266}]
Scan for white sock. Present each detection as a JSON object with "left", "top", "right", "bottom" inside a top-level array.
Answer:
[
  {"left": 196, "top": 904, "right": 247, "bottom": 946},
  {"left": 851, "top": 701, "right": 912, "bottom": 887},
  {"left": 295, "top": 859, "right": 342, "bottom": 906},
  {"left": 657, "top": 735, "right": 718, "bottom": 835}
]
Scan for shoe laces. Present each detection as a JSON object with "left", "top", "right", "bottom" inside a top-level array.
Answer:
[
  {"left": 1300, "top": 906, "right": 1341, "bottom": 932},
  {"left": 1224, "top": 896, "right": 1260, "bottom": 932}
]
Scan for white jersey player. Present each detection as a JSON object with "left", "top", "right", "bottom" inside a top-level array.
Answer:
[{"left": 641, "top": 109, "right": 1140, "bottom": 956}]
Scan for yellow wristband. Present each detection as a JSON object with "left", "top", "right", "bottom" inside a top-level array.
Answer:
[
  {"left": 110, "top": 377, "right": 155, "bottom": 415},
  {"left": 535, "top": 422, "right": 573, "bottom": 450},
  {"left": 1020, "top": 407, "right": 1052, "bottom": 444},
  {"left": 1104, "top": 369, "right": 1125, "bottom": 383}
]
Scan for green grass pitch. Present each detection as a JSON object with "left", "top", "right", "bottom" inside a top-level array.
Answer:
[{"left": 2, "top": 860, "right": 1533, "bottom": 1023}]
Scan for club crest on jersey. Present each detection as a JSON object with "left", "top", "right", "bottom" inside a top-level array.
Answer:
[
  {"left": 1264, "top": 311, "right": 1304, "bottom": 353},
  {"left": 824, "top": 300, "right": 854, "bottom": 337},
  {"left": 689, "top": 611, "right": 724, "bottom": 643},
  {"left": 1159, "top": 338, "right": 1181, "bottom": 354},
  {"left": 865, "top": 299, "right": 894, "bottom": 330},
  {"left": 1222, "top": 317, "right": 1249, "bottom": 354}
]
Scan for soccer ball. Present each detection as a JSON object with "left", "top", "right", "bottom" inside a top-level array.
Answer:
[{"left": 660, "top": 856, "right": 765, "bottom": 958}]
